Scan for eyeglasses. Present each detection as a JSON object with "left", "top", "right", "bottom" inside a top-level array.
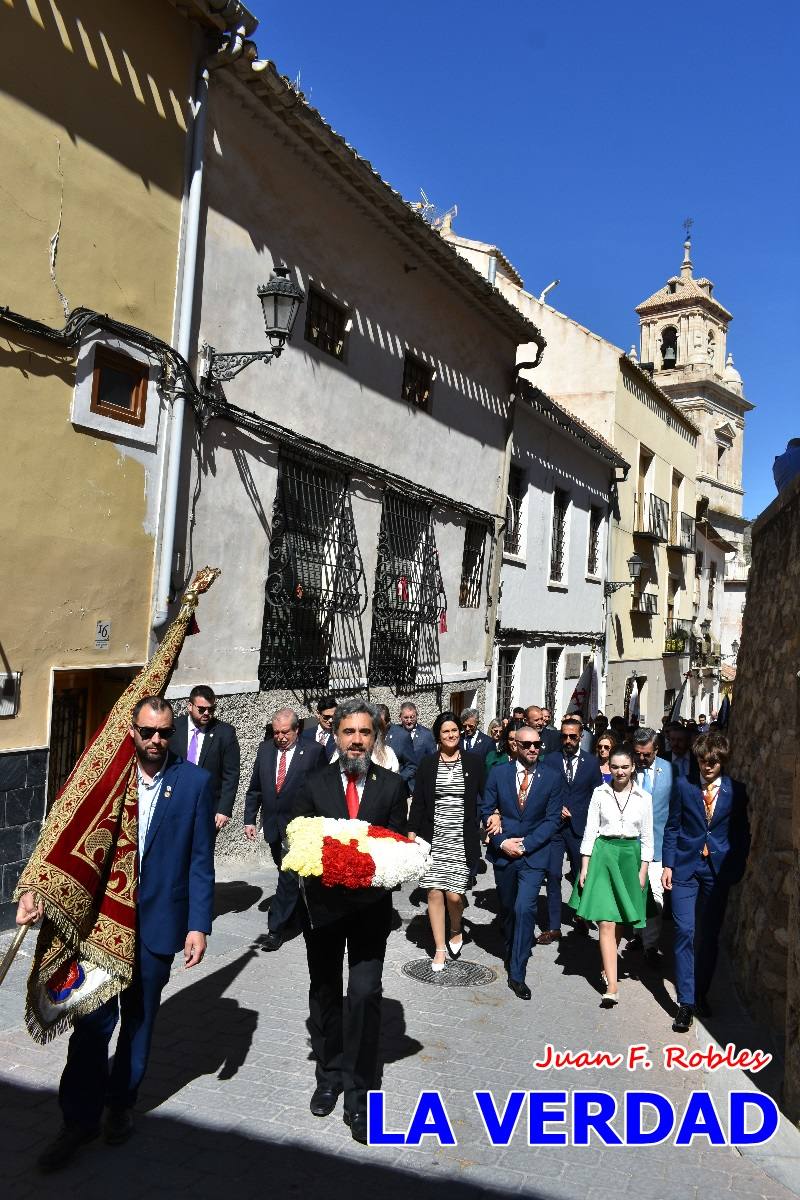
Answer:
[
  {"left": 134, "top": 725, "right": 176, "bottom": 741},
  {"left": 517, "top": 740, "right": 541, "bottom": 749},
  {"left": 561, "top": 732, "right": 580, "bottom": 740},
  {"left": 192, "top": 704, "right": 215, "bottom": 714}
]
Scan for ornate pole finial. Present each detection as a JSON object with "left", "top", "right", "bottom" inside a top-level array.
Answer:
[{"left": 681, "top": 217, "right": 694, "bottom": 279}]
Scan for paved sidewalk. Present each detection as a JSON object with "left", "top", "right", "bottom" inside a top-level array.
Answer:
[{"left": 1, "top": 860, "right": 798, "bottom": 1200}]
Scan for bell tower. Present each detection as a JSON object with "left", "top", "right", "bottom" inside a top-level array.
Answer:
[{"left": 634, "top": 232, "right": 755, "bottom": 686}]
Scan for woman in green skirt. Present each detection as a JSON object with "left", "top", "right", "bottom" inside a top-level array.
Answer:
[{"left": 570, "top": 746, "right": 653, "bottom": 1006}]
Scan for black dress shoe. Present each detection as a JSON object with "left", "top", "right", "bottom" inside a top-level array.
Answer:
[
  {"left": 573, "top": 916, "right": 591, "bottom": 935},
  {"left": 37, "top": 1124, "right": 99, "bottom": 1172},
  {"left": 310, "top": 1085, "right": 341, "bottom": 1117},
  {"left": 643, "top": 946, "right": 661, "bottom": 967},
  {"left": 261, "top": 931, "right": 283, "bottom": 951},
  {"left": 627, "top": 934, "right": 643, "bottom": 952},
  {"left": 343, "top": 1108, "right": 368, "bottom": 1144},
  {"left": 672, "top": 1004, "right": 694, "bottom": 1033},
  {"left": 507, "top": 978, "right": 531, "bottom": 1000},
  {"left": 103, "top": 1107, "right": 134, "bottom": 1145},
  {"left": 695, "top": 995, "right": 712, "bottom": 1019}
]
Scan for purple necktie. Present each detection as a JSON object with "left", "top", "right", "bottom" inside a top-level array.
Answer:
[{"left": 188, "top": 728, "right": 199, "bottom": 764}]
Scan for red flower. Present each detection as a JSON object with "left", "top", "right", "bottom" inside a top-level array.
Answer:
[
  {"left": 367, "top": 825, "right": 413, "bottom": 843},
  {"left": 321, "top": 837, "right": 375, "bottom": 889}
]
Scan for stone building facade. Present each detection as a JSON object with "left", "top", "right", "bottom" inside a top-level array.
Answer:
[{"left": 727, "top": 472, "right": 800, "bottom": 1121}]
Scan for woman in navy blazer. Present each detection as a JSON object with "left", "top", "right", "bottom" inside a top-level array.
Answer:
[{"left": 661, "top": 732, "right": 750, "bottom": 1032}]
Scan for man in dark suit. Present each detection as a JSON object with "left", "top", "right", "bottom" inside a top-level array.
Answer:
[
  {"left": 662, "top": 732, "right": 750, "bottom": 1033},
  {"left": 244, "top": 708, "right": 326, "bottom": 950},
  {"left": 629, "top": 727, "right": 677, "bottom": 963},
  {"left": 19, "top": 696, "right": 215, "bottom": 1170},
  {"left": 481, "top": 729, "right": 564, "bottom": 998},
  {"left": 539, "top": 716, "right": 603, "bottom": 944},
  {"left": 292, "top": 700, "right": 407, "bottom": 1144},
  {"left": 172, "top": 686, "right": 240, "bottom": 831},
  {"left": 525, "top": 705, "right": 561, "bottom": 756},
  {"left": 301, "top": 694, "right": 338, "bottom": 762},
  {"left": 459, "top": 707, "right": 493, "bottom": 757},
  {"left": 663, "top": 722, "right": 701, "bottom": 784},
  {"left": 390, "top": 701, "right": 436, "bottom": 791},
  {"left": 381, "top": 707, "right": 416, "bottom": 787}
]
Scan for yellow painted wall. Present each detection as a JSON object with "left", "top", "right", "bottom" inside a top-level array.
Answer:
[{"left": 0, "top": 0, "right": 197, "bottom": 749}]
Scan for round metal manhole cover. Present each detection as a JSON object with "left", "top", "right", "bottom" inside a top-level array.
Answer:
[{"left": 401, "top": 958, "right": 497, "bottom": 987}]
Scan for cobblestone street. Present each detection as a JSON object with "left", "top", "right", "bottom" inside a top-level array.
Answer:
[{"left": 1, "top": 862, "right": 798, "bottom": 1200}]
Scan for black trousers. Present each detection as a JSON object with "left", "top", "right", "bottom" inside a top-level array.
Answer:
[
  {"left": 546, "top": 825, "right": 582, "bottom": 931},
  {"left": 302, "top": 893, "right": 392, "bottom": 1113},
  {"left": 267, "top": 837, "right": 300, "bottom": 934}
]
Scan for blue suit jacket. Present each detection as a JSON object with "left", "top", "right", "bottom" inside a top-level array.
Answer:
[
  {"left": 637, "top": 757, "right": 676, "bottom": 861},
  {"left": 555, "top": 750, "right": 603, "bottom": 837},
  {"left": 460, "top": 730, "right": 494, "bottom": 759},
  {"left": 406, "top": 723, "right": 437, "bottom": 764},
  {"left": 301, "top": 724, "right": 337, "bottom": 762},
  {"left": 138, "top": 754, "right": 216, "bottom": 956},
  {"left": 384, "top": 724, "right": 417, "bottom": 787},
  {"left": 480, "top": 761, "right": 564, "bottom": 870},
  {"left": 662, "top": 775, "right": 750, "bottom": 884}
]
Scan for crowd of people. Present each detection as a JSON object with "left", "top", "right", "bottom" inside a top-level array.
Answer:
[{"left": 16, "top": 686, "right": 750, "bottom": 1168}]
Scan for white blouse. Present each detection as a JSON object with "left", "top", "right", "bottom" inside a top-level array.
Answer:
[{"left": 580, "top": 781, "right": 654, "bottom": 863}]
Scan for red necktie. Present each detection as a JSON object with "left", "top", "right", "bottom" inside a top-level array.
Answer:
[
  {"left": 276, "top": 749, "right": 287, "bottom": 793},
  {"left": 345, "top": 772, "right": 360, "bottom": 819},
  {"left": 518, "top": 768, "right": 530, "bottom": 810}
]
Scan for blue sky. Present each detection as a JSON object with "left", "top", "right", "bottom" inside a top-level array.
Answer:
[{"left": 247, "top": 1, "right": 798, "bottom": 519}]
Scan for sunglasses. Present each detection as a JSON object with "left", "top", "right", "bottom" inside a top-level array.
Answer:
[
  {"left": 561, "top": 732, "right": 580, "bottom": 740},
  {"left": 517, "top": 740, "right": 542, "bottom": 749},
  {"left": 192, "top": 704, "right": 215, "bottom": 714},
  {"left": 134, "top": 725, "right": 176, "bottom": 741}
]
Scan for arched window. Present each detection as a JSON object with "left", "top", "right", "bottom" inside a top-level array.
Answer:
[{"left": 660, "top": 325, "right": 678, "bottom": 369}]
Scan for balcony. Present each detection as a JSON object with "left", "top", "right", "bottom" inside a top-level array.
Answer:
[
  {"left": 668, "top": 512, "right": 696, "bottom": 554},
  {"left": 634, "top": 493, "right": 670, "bottom": 542},
  {"left": 631, "top": 590, "right": 658, "bottom": 616},
  {"left": 664, "top": 618, "right": 692, "bottom": 656}
]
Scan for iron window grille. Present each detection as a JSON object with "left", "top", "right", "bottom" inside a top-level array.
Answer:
[
  {"left": 550, "top": 488, "right": 569, "bottom": 581},
  {"left": 368, "top": 491, "right": 447, "bottom": 690},
  {"left": 587, "top": 505, "right": 603, "bottom": 576},
  {"left": 48, "top": 687, "right": 88, "bottom": 807},
  {"left": 259, "top": 453, "right": 367, "bottom": 697},
  {"left": 459, "top": 521, "right": 487, "bottom": 608},
  {"left": 304, "top": 288, "right": 347, "bottom": 360},
  {"left": 504, "top": 465, "right": 525, "bottom": 556},
  {"left": 707, "top": 561, "right": 717, "bottom": 608},
  {"left": 545, "top": 647, "right": 562, "bottom": 718},
  {"left": 496, "top": 647, "right": 518, "bottom": 717},
  {"left": 401, "top": 352, "right": 434, "bottom": 410}
]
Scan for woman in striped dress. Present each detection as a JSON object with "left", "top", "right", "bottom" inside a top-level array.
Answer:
[{"left": 409, "top": 712, "right": 486, "bottom": 971}]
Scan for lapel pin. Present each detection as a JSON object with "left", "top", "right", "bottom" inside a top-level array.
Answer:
[
  {"left": 370, "top": 772, "right": 377, "bottom": 781},
  {"left": 464, "top": 771, "right": 469, "bottom": 778},
  {"left": 164, "top": 786, "right": 172, "bottom": 799}
]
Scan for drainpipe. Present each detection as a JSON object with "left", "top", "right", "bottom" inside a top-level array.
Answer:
[
  {"left": 484, "top": 391, "right": 515, "bottom": 671},
  {"left": 487, "top": 255, "right": 497, "bottom": 286},
  {"left": 152, "top": 26, "right": 250, "bottom": 627}
]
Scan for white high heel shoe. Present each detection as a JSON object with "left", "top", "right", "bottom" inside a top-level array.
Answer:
[
  {"left": 431, "top": 948, "right": 448, "bottom": 973},
  {"left": 448, "top": 935, "right": 463, "bottom": 959}
]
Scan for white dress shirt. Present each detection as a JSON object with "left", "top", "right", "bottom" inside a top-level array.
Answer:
[
  {"left": 580, "top": 780, "right": 654, "bottom": 862},
  {"left": 275, "top": 743, "right": 297, "bottom": 784},
  {"left": 137, "top": 767, "right": 165, "bottom": 861}
]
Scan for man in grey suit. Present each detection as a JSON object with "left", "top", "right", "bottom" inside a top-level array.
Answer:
[{"left": 631, "top": 726, "right": 677, "bottom": 964}]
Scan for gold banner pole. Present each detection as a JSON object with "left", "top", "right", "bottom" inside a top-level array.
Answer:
[{"left": 0, "top": 925, "right": 29, "bottom": 988}]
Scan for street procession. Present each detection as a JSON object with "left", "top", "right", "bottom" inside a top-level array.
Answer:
[{"left": 1, "top": 3, "right": 798, "bottom": 1198}]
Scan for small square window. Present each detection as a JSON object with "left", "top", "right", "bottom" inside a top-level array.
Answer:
[
  {"left": 305, "top": 288, "right": 347, "bottom": 360},
  {"left": 90, "top": 346, "right": 148, "bottom": 427},
  {"left": 401, "top": 352, "right": 433, "bottom": 410}
]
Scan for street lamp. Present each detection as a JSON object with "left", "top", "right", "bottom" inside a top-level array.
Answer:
[
  {"left": 604, "top": 553, "right": 645, "bottom": 597},
  {"left": 199, "top": 267, "right": 305, "bottom": 389}
]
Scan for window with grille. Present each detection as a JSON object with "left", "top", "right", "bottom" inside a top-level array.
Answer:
[
  {"left": 550, "top": 488, "right": 569, "bottom": 581},
  {"left": 496, "top": 647, "right": 518, "bottom": 717},
  {"left": 545, "top": 647, "right": 562, "bottom": 718},
  {"left": 708, "top": 561, "right": 717, "bottom": 607},
  {"left": 368, "top": 492, "right": 446, "bottom": 690},
  {"left": 459, "top": 521, "right": 486, "bottom": 608},
  {"left": 504, "top": 464, "right": 525, "bottom": 556},
  {"left": 401, "top": 352, "right": 434, "bottom": 410},
  {"left": 259, "top": 453, "right": 367, "bottom": 695},
  {"left": 587, "top": 505, "right": 603, "bottom": 576},
  {"left": 304, "top": 288, "right": 347, "bottom": 360}
]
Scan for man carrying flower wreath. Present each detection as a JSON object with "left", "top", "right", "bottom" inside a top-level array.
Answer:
[{"left": 292, "top": 698, "right": 408, "bottom": 1145}]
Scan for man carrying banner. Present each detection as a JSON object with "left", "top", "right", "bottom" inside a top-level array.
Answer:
[{"left": 12, "top": 570, "right": 219, "bottom": 1172}]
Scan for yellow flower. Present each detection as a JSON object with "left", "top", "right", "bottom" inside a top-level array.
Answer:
[{"left": 282, "top": 816, "right": 325, "bottom": 876}]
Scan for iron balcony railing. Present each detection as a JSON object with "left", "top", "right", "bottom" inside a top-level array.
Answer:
[
  {"left": 631, "top": 590, "right": 658, "bottom": 616},
  {"left": 668, "top": 512, "right": 696, "bottom": 553},
  {"left": 664, "top": 618, "right": 693, "bottom": 656},
  {"left": 635, "top": 493, "right": 670, "bottom": 541}
]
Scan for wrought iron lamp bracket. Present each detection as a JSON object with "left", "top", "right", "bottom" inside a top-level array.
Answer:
[
  {"left": 604, "top": 580, "right": 633, "bottom": 597},
  {"left": 200, "top": 341, "right": 284, "bottom": 387}
]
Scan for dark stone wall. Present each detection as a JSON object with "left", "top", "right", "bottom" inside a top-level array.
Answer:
[{"left": 0, "top": 749, "right": 47, "bottom": 927}]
